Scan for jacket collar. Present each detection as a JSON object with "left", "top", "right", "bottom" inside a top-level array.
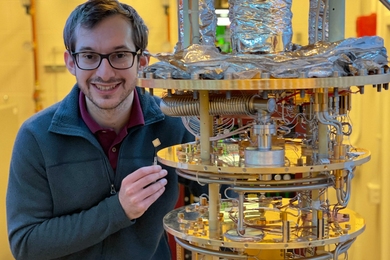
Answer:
[{"left": 49, "top": 85, "right": 165, "bottom": 136}]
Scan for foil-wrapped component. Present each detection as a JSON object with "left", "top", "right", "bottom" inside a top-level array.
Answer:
[
  {"left": 146, "top": 45, "right": 226, "bottom": 79},
  {"left": 176, "top": 0, "right": 185, "bottom": 51},
  {"left": 199, "top": 0, "right": 217, "bottom": 45},
  {"left": 228, "top": 0, "right": 293, "bottom": 54},
  {"left": 143, "top": 61, "right": 191, "bottom": 79},
  {"left": 176, "top": 0, "right": 217, "bottom": 51},
  {"left": 309, "top": 0, "right": 329, "bottom": 44},
  {"left": 148, "top": 36, "right": 388, "bottom": 80},
  {"left": 151, "top": 44, "right": 225, "bottom": 70}
]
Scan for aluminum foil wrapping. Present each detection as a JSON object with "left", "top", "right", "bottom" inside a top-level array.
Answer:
[
  {"left": 309, "top": 0, "right": 329, "bottom": 44},
  {"left": 176, "top": 0, "right": 217, "bottom": 51},
  {"left": 176, "top": 0, "right": 185, "bottom": 51},
  {"left": 228, "top": 0, "right": 293, "bottom": 54},
  {"left": 199, "top": 0, "right": 217, "bottom": 45},
  {"left": 146, "top": 36, "right": 388, "bottom": 79},
  {"left": 146, "top": 45, "right": 225, "bottom": 79}
]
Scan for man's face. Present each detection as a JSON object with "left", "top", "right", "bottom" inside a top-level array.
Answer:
[{"left": 65, "top": 15, "right": 139, "bottom": 111}]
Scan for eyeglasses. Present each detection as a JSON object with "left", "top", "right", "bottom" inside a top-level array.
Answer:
[{"left": 71, "top": 49, "right": 141, "bottom": 70}]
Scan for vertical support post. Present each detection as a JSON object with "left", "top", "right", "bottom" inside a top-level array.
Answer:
[
  {"left": 327, "top": 0, "right": 345, "bottom": 245},
  {"left": 281, "top": 212, "right": 290, "bottom": 243},
  {"left": 328, "top": 0, "right": 345, "bottom": 42},
  {"left": 199, "top": 90, "right": 211, "bottom": 164},
  {"left": 190, "top": 0, "right": 200, "bottom": 44},
  {"left": 311, "top": 90, "right": 329, "bottom": 249},
  {"left": 317, "top": 91, "right": 329, "bottom": 160},
  {"left": 199, "top": 90, "right": 219, "bottom": 259},
  {"left": 237, "top": 193, "right": 245, "bottom": 235},
  {"left": 182, "top": 0, "right": 191, "bottom": 48},
  {"left": 317, "top": 210, "right": 324, "bottom": 239}
]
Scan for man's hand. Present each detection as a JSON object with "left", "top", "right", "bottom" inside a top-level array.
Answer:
[{"left": 118, "top": 165, "right": 168, "bottom": 220}]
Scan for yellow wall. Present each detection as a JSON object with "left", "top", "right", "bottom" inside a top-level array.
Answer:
[
  {"left": 0, "top": 105, "right": 18, "bottom": 259},
  {"left": 0, "top": 1, "right": 389, "bottom": 259}
]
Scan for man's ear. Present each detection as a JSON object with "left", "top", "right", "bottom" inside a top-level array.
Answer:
[
  {"left": 64, "top": 50, "right": 76, "bottom": 76},
  {"left": 138, "top": 53, "right": 150, "bottom": 71}
]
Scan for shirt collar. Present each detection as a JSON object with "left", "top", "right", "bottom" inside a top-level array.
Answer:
[{"left": 79, "top": 90, "right": 145, "bottom": 134}]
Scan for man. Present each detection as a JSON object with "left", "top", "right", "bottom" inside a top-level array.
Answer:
[{"left": 6, "top": 1, "right": 193, "bottom": 259}]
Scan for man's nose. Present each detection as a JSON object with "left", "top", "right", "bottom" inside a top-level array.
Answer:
[{"left": 95, "top": 57, "right": 115, "bottom": 79}]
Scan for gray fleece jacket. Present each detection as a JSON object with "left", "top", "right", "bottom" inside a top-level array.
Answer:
[{"left": 6, "top": 85, "right": 193, "bottom": 260}]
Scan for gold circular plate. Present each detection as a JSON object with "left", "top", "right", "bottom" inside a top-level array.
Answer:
[
  {"left": 138, "top": 73, "right": 390, "bottom": 90},
  {"left": 157, "top": 143, "right": 370, "bottom": 175},
  {"left": 164, "top": 204, "right": 365, "bottom": 250}
]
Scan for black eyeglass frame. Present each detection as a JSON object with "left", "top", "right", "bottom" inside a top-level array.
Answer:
[{"left": 71, "top": 49, "right": 142, "bottom": 70}]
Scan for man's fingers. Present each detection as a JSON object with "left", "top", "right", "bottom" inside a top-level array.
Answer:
[
  {"left": 123, "top": 165, "right": 164, "bottom": 182},
  {"left": 118, "top": 167, "right": 169, "bottom": 220}
]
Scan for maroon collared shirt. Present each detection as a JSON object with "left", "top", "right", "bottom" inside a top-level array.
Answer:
[{"left": 79, "top": 90, "right": 145, "bottom": 170}]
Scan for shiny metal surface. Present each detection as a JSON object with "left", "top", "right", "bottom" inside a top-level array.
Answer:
[
  {"left": 229, "top": 0, "right": 293, "bottom": 53},
  {"left": 309, "top": 0, "right": 329, "bottom": 44},
  {"left": 145, "top": 36, "right": 387, "bottom": 79},
  {"left": 175, "top": 168, "right": 336, "bottom": 190},
  {"left": 199, "top": 0, "right": 217, "bottom": 45},
  {"left": 245, "top": 147, "right": 285, "bottom": 167},
  {"left": 163, "top": 203, "right": 365, "bottom": 250},
  {"left": 138, "top": 73, "right": 390, "bottom": 90},
  {"left": 157, "top": 143, "right": 370, "bottom": 175},
  {"left": 174, "top": 237, "right": 249, "bottom": 259}
]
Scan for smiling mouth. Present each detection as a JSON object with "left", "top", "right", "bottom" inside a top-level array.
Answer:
[{"left": 94, "top": 84, "right": 119, "bottom": 91}]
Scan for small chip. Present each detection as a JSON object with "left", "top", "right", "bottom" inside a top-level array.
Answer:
[{"left": 152, "top": 138, "right": 161, "bottom": 148}]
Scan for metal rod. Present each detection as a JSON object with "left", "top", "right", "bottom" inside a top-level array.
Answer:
[
  {"left": 182, "top": 0, "right": 191, "bottom": 48},
  {"left": 208, "top": 183, "right": 220, "bottom": 239},
  {"left": 190, "top": 0, "right": 200, "bottom": 44},
  {"left": 237, "top": 193, "right": 245, "bottom": 235},
  {"left": 178, "top": 169, "right": 333, "bottom": 185},
  {"left": 199, "top": 90, "right": 211, "bottom": 164},
  {"left": 227, "top": 183, "right": 331, "bottom": 193},
  {"left": 174, "top": 237, "right": 248, "bottom": 259}
]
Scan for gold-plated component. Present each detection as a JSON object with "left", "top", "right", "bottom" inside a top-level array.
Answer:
[
  {"left": 317, "top": 210, "right": 323, "bottom": 220},
  {"left": 163, "top": 202, "right": 365, "bottom": 250},
  {"left": 200, "top": 197, "right": 208, "bottom": 206},
  {"left": 280, "top": 212, "right": 288, "bottom": 222},
  {"left": 157, "top": 144, "right": 370, "bottom": 175},
  {"left": 138, "top": 73, "right": 390, "bottom": 90}
]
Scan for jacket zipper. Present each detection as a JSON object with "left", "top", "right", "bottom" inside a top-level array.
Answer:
[
  {"left": 110, "top": 184, "right": 117, "bottom": 195},
  {"left": 102, "top": 157, "right": 117, "bottom": 195}
]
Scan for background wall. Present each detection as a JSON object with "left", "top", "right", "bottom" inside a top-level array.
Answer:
[{"left": 0, "top": 0, "right": 389, "bottom": 259}]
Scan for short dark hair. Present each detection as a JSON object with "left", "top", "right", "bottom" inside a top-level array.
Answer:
[{"left": 63, "top": 0, "right": 148, "bottom": 54}]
